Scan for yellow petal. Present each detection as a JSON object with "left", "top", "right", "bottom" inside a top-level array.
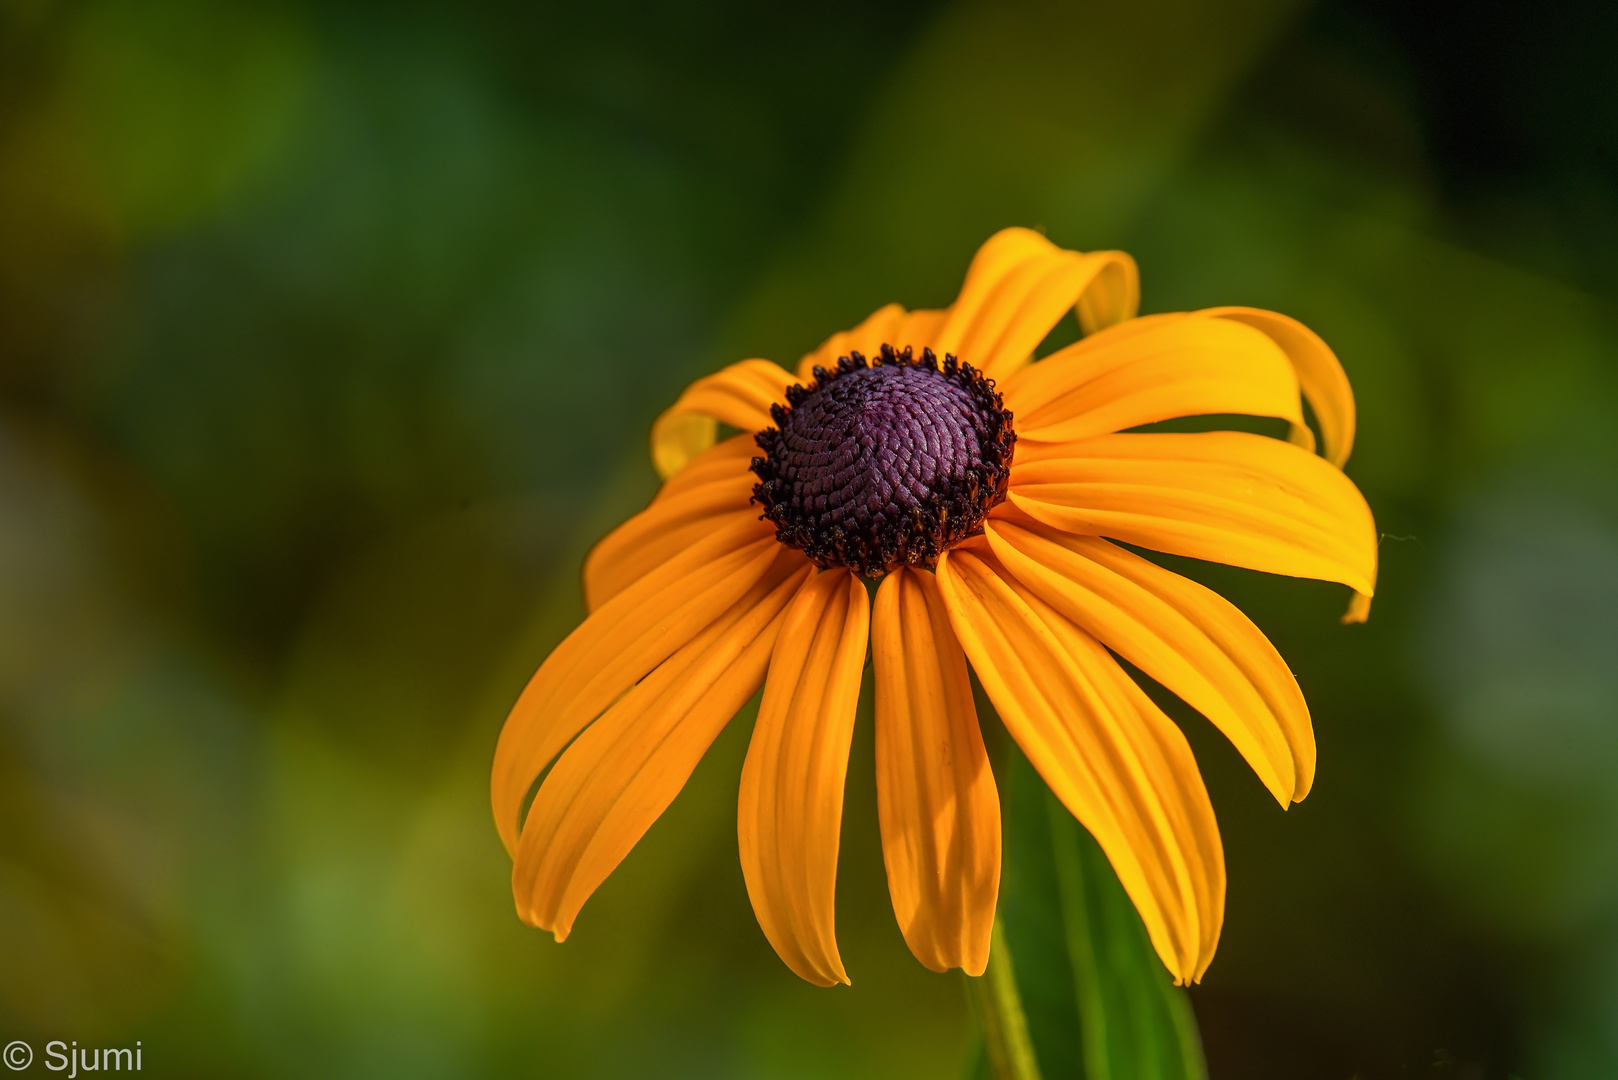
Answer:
[
  {"left": 650, "top": 432, "right": 758, "bottom": 506},
  {"left": 1003, "top": 314, "right": 1303, "bottom": 444},
  {"left": 585, "top": 437, "right": 759, "bottom": 612},
  {"left": 794, "top": 305, "right": 952, "bottom": 382},
  {"left": 650, "top": 359, "right": 796, "bottom": 479},
  {"left": 491, "top": 515, "right": 781, "bottom": 855},
  {"left": 896, "top": 309, "right": 950, "bottom": 356},
  {"left": 738, "top": 568, "right": 870, "bottom": 986},
  {"left": 513, "top": 554, "right": 812, "bottom": 937},
  {"left": 795, "top": 303, "right": 905, "bottom": 381},
  {"left": 1072, "top": 251, "right": 1141, "bottom": 336},
  {"left": 872, "top": 568, "right": 1000, "bottom": 976},
  {"left": 1009, "top": 432, "right": 1377, "bottom": 596},
  {"left": 936, "top": 545, "right": 1224, "bottom": 983},
  {"left": 933, "top": 228, "right": 1139, "bottom": 383},
  {"left": 1205, "top": 307, "right": 1356, "bottom": 468},
  {"left": 985, "top": 518, "right": 1314, "bottom": 804}
]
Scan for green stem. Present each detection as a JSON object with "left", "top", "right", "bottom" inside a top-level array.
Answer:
[
  {"left": 966, "top": 916, "right": 1043, "bottom": 1080},
  {"left": 1046, "top": 794, "right": 1112, "bottom": 1080}
]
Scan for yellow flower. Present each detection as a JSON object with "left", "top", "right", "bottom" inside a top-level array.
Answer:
[{"left": 490, "top": 228, "right": 1377, "bottom": 988}]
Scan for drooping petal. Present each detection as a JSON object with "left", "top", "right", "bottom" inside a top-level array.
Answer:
[
  {"left": 936, "top": 544, "right": 1225, "bottom": 983},
  {"left": 1205, "top": 307, "right": 1356, "bottom": 468},
  {"left": 1071, "top": 253, "right": 1141, "bottom": 338},
  {"left": 492, "top": 515, "right": 781, "bottom": 854},
  {"left": 1002, "top": 314, "right": 1304, "bottom": 444},
  {"left": 585, "top": 436, "right": 759, "bottom": 612},
  {"left": 872, "top": 568, "right": 1000, "bottom": 976},
  {"left": 650, "top": 359, "right": 797, "bottom": 479},
  {"left": 738, "top": 568, "right": 870, "bottom": 986},
  {"left": 513, "top": 552, "right": 812, "bottom": 937},
  {"left": 1200, "top": 308, "right": 1371, "bottom": 623},
  {"left": 1008, "top": 432, "right": 1377, "bottom": 596},
  {"left": 932, "top": 228, "right": 1139, "bottom": 383},
  {"left": 985, "top": 517, "right": 1314, "bottom": 804}
]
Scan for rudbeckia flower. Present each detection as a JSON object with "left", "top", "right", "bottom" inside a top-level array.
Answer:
[{"left": 491, "top": 228, "right": 1377, "bottom": 988}]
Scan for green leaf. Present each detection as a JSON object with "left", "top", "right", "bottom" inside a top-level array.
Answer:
[
  {"left": 998, "top": 746, "right": 1207, "bottom": 1080},
  {"left": 965, "top": 918, "right": 1045, "bottom": 1080}
]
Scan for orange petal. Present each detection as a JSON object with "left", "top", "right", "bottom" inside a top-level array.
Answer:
[
  {"left": 1202, "top": 308, "right": 1372, "bottom": 623},
  {"left": 872, "top": 568, "right": 1000, "bottom": 976},
  {"left": 491, "top": 515, "right": 781, "bottom": 855},
  {"left": 650, "top": 432, "right": 759, "bottom": 506},
  {"left": 933, "top": 228, "right": 1139, "bottom": 383},
  {"left": 896, "top": 309, "right": 950, "bottom": 356},
  {"left": 985, "top": 518, "right": 1314, "bottom": 804},
  {"left": 1205, "top": 307, "right": 1356, "bottom": 468},
  {"left": 1008, "top": 432, "right": 1377, "bottom": 596},
  {"left": 585, "top": 437, "right": 759, "bottom": 612},
  {"left": 794, "top": 305, "right": 951, "bottom": 382},
  {"left": 737, "top": 568, "right": 870, "bottom": 986},
  {"left": 650, "top": 359, "right": 796, "bottom": 479},
  {"left": 1002, "top": 314, "right": 1303, "bottom": 443},
  {"left": 513, "top": 553, "right": 812, "bottom": 937},
  {"left": 936, "top": 546, "right": 1224, "bottom": 983},
  {"left": 796, "top": 303, "right": 904, "bottom": 382}
]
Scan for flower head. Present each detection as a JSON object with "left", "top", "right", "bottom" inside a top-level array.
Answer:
[
  {"left": 491, "top": 228, "right": 1377, "bottom": 987},
  {"left": 751, "top": 344, "right": 1015, "bottom": 576}
]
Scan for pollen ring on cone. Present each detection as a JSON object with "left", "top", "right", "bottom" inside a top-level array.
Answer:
[{"left": 750, "top": 344, "right": 1015, "bottom": 577}]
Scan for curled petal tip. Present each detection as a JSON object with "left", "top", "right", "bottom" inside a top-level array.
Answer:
[{"left": 1342, "top": 591, "right": 1372, "bottom": 625}]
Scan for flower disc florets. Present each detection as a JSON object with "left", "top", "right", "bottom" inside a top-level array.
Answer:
[{"left": 750, "top": 344, "right": 1016, "bottom": 577}]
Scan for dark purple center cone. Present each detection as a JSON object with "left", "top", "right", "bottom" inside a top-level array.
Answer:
[{"left": 750, "top": 344, "right": 1015, "bottom": 577}]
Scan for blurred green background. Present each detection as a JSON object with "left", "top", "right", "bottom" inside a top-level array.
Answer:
[{"left": 3, "top": 0, "right": 1618, "bottom": 1076}]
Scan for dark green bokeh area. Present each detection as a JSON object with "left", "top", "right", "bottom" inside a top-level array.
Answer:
[{"left": 4, "top": 0, "right": 1618, "bottom": 1076}]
